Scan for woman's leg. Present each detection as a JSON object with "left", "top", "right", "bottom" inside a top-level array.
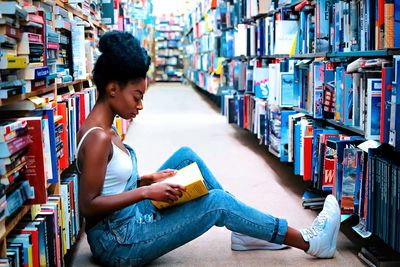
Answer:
[
  {"left": 116, "top": 190, "right": 290, "bottom": 265},
  {"left": 157, "top": 146, "right": 223, "bottom": 190}
]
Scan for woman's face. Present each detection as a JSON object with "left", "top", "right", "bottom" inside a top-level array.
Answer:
[{"left": 111, "top": 78, "right": 147, "bottom": 120}]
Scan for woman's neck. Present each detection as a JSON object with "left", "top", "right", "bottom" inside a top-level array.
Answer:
[{"left": 88, "top": 101, "right": 116, "bottom": 128}]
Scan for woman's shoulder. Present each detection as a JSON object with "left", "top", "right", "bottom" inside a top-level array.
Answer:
[{"left": 77, "top": 125, "right": 111, "bottom": 150}]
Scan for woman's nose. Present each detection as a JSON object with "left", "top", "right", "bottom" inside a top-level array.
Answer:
[{"left": 137, "top": 99, "right": 143, "bottom": 110}]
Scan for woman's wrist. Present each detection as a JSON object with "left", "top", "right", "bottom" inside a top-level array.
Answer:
[{"left": 138, "top": 186, "right": 150, "bottom": 200}]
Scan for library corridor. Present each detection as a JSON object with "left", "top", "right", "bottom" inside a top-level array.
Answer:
[{"left": 71, "top": 82, "right": 363, "bottom": 267}]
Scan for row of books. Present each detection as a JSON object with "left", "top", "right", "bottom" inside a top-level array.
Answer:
[
  {"left": 183, "top": 0, "right": 225, "bottom": 92},
  {"left": 187, "top": 70, "right": 220, "bottom": 95},
  {"left": 186, "top": 0, "right": 217, "bottom": 33},
  {"left": 217, "top": 0, "right": 400, "bottom": 58},
  {"left": 0, "top": 0, "right": 110, "bottom": 103},
  {"left": 185, "top": 0, "right": 400, "bottom": 261},
  {"left": 222, "top": 94, "right": 400, "bottom": 252},
  {"left": 219, "top": 55, "right": 400, "bottom": 149},
  {"left": 0, "top": 170, "right": 80, "bottom": 267}
]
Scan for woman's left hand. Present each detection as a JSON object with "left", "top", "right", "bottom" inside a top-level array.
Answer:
[{"left": 139, "top": 169, "right": 178, "bottom": 186}]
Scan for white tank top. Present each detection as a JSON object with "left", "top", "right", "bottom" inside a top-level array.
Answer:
[{"left": 76, "top": 127, "right": 132, "bottom": 195}]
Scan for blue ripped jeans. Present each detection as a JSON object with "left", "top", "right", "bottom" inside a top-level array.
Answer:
[{"left": 86, "top": 147, "right": 288, "bottom": 266}]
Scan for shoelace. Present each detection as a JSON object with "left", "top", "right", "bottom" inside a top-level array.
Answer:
[{"left": 302, "top": 212, "right": 328, "bottom": 239}]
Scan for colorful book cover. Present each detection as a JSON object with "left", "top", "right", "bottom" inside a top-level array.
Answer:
[
  {"left": 315, "top": 0, "right": 331, "bottom": 52},
  {"left": 280, "top": 72, "right": 295, "bottom": 107},
  {"left": 311, "top": 129, "right": 339, "bottom": 188},
  {"left": 341, "top": 147, "right": 358, "bottom": 213},
  {"left": 288, "top": 113, "right": 305, "bottom": 163},
  {"left": 313, "top": 62, "right": 324, "bottom": 118},
  {"left": 253, "top": 67, "right": 269, "bottom": 99},
  {"left": 366, "top": 78, "right": 382, "bottom": 140},
  {"left": 280, "top": 110, "right": 296, "bottom": 162},
  {"left": 39, "top": 108, "right": 58, "bottom": 183},
  {"left": 389, "top": 56, "right": 400, "bottom": 150},
  {"left": 294, "top": 121, "right": 302, "bottom": 175},
  {"left": 56, "top": 102, "right": 69, "bottom": 170},
  {"left": 23, "top": 117, "right": 48, "bottom": 204},
  {"left": 274, "top": 20, "right": 298, "bottom": 55},
  {"left": 322, "top": 68, "right": 335, "bottom": 119},
  {"left": 380, "top": 65, "right": 393, "bottom": 143},
  {"left": 303, "top": 134, "right": 313, "bottom": 181},
  {"left": 0, "top": 134, "right": 30, "bottom": 158},
  {"left": 335, "top": 66, "right": 345, "bottom": 121}
]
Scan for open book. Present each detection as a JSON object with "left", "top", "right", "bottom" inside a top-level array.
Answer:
[{"left": 151, "top": 162, "right": 209, "bottom": 209}]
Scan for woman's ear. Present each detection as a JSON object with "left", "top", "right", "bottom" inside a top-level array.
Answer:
[{"left": 106, "top": 81, "right": 119, "bottom": 97}]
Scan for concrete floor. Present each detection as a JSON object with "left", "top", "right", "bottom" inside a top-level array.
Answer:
[{"left": 70, "top": 82, "right": 364, "bottom": 266}]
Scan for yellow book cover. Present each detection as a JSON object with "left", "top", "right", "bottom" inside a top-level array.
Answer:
[
  {"left": 27, "top": 246, "right": 33, "bottom": 267},
  {"left": 151, "top": 162, "right": 209, "bottom": 209}
]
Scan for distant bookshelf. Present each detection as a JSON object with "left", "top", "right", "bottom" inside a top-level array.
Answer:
[{"left": 155, "top": 15, "right": 184, "bottom": 82}]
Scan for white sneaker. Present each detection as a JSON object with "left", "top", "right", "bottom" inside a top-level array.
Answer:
[
  {"left": 300, "top": 194, "right": 341, "bottom": 258},
  {"left": 231, "top": 232, "right": 288, "bottom": 251}
]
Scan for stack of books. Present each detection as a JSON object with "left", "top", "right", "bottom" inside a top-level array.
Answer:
[{"left": 301, "top": 188, "right": 328, "bottom": 210}]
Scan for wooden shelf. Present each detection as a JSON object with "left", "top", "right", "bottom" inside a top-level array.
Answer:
[
  {"left": 57, "top": 79, "right": 87, "bottom": 89},
  {"left": 0, "top": 205, "right": 31, "bottom": 240},
  {"left": 55, "top": 0, "right": 107, "bottom": 31},
  {"left": 0, "top": 84, "right": 56, "bottom": 107},
  {"left": 323, "top": 119, "right": 364, "bottom": 135}
]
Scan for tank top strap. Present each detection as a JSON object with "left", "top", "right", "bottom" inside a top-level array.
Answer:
[{"left": 75, "top": 127, "right": 104, "bottom": 173}]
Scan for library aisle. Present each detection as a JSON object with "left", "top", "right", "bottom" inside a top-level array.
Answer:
[{"left": 71, "top": 82, "right": 363, "bottom": 266}]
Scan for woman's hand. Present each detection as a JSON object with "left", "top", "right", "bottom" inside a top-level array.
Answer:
[
  {"left": 142, "top": 183, "right": 186, "bottom": 204},
  {"left": 139, "top": 169, "right": 178, "bottom": 186}
]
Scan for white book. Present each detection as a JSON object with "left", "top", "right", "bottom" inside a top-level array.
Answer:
[
  {"left": 60, "top": 184, "right": 71, "bottom": 249},
  {"left": 42, "top": 118, "right": 53, "bottom": 181},
  {"left": 274, "top": 20, "right": 298, "bottom": 55}
]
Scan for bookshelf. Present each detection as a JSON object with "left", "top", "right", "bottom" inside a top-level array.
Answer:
[
  {"left": 183, "top": 0, "right": 400, "bottom": 264},
  {"left": 0, "top": 0, "right": 136, "bottom": 265},
  {"left": 155, "top": 15, "right": 184, "bottom": 82}
]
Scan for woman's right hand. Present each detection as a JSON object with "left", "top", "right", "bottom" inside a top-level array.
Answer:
[{"left": 142, "top": 183, "right": 186, "bottom": 204}]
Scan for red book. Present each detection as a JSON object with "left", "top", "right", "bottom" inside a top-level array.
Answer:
[
  {"left": 323, "top": 157, "right": 336, "bottom": 191},
  {"left": 320, "top": 134, "right": 339, "bottom": 191},
  {"left": 303, "top": 136, "right": 313, "bottom": 181},
  {"left": 295, "top": 1, "right": 311, "bottom": 12},
  {"left": 74, "top": 92, "right": 87, "bottom": 127},
  {"left": 14, "top": 227, "right": 40, "bottom": 267},
  {"left": 23, "top": 117, "right": 47, "bottom": 204},
  {"left": 378, "top": 0, "right": 385, "bottom": 49},
  {"left": 56, "top": 102, "right": 69, "bottom": 170},
  {"left": 243, "top": 95, "right": 249, "bottom": 129}
]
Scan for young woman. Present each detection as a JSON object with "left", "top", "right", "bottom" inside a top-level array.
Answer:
[{"left": 76, "top": 31, "right": 341, "bottom": 266}]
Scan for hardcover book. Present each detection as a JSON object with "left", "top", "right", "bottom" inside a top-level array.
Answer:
[{"left": 151, "top": 162, "right": 208, "bottom": 209}]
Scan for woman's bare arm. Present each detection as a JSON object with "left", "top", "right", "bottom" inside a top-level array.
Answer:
[{"left": 78, "top": 131, "right": 184, "bottom": 217}]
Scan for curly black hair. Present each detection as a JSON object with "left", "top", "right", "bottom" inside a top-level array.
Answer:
[{"left": 93, "top": 31, "right": 151, "bottom": 98}]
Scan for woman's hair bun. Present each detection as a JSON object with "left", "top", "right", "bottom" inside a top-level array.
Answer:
[
  {"left": 93, "top": 31, "right": 151, "bottom": 98},
  {"left": 98, "top": 31, "right": 139, "bottom": 55}
]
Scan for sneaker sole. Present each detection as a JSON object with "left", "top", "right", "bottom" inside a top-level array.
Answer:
[
  {"left": 328, "top": 211, "right": 341, "bottom": 258},
  {"left": 231, "top": 244, "right": 289, "bottom": 251}
]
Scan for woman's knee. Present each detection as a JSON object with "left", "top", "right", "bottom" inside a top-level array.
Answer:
[
  {"left": 205, "top": 189, "right": 235, "bottom": 208},
  {"left": 175, "top": 146, "right": 198, "bottom": 159}
]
